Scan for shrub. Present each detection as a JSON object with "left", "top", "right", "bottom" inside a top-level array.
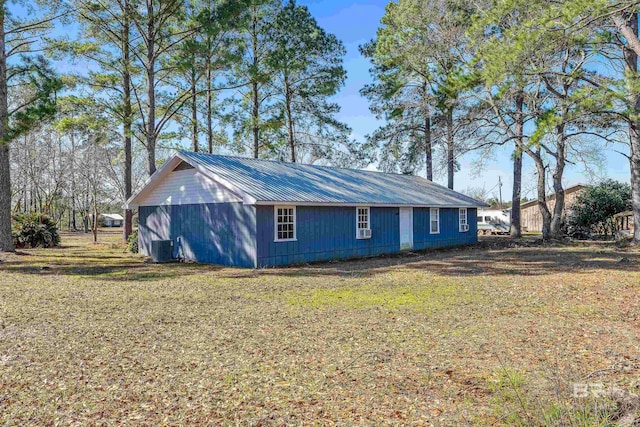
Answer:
[
  {"left": 12, "top": 212, "right": 61, "bottom": 249},
  {"left": 566, "top": 180, "right": 631, "bottom": 238},
  {"left": 126, "top": 229, "right": 139, "bottom": 253}
]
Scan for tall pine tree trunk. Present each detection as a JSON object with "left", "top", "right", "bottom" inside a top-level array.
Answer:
[
  {"left": 251, "top": 12, "right": 260, "bottom": 158},
  {"left": 534, "top": 150, "right": 552, "bottom": 239},
  {"left": 123, "top": 0, "right": 133, "bottom": 241},
  {"left": 510, "top": 92, "right": 523, "bottom": 238},
  {"left": 0, "top": 143, "right": 9, "bottom": 251},
  {"left": 631, "top": 120, "right": 640, "bottom": 244},
  {"left": 206, "top": 41, "right": 213, "bottom": 154},
  {"left": 284, "top": 77, "right": 296, "bottom": 163},
  {"left": 191, "top": 67, "right": 198, "bottom": 152},
  {"left": 252, "top": 81, "right": 260, "bottom": 158},
  {"left": 624, "top": 12, "right": 640, "bottom": 243},
  {"left": 92, "top": 194, "right": 98, "bottom": 244},
  {"left": 70, "top": 130, "right": 77, "bottom": 231},
  {"left": 0, "top": 3, "right": 12, "bottom": 252},
  {"left": 446, "top": 109, "right": 454, "bottom": 189},
  {"left": 549, "top": 124, "right": 566, "bottom": 238},
  {"left": 511, "top": 148, "right": 522, "bottom": 237},
  {"left": 145, "top": 0, "right": 156, "bottom": 176},
  {"left": 422, "top": 82, "right": 432, "bottom": 181},
  {"left": 425, "top": 114, "right": 432, "bottom": 181}
]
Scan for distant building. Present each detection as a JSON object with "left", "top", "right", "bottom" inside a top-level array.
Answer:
[
  {"left": 125, "top": 151, "right": 487, "bottom": 268},
  {"left": 100, "top": 213, "right": 124, "bottom": 227},
  {"left": 520, "top": 184, "right": 586, "bottom": 232},
  {"left": 614, "top": 211, "right": 634, "bottom": 237}
]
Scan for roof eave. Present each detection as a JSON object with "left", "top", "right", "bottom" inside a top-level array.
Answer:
[{"left": 251, "top": 200, "right": 487, "bottom": 208}]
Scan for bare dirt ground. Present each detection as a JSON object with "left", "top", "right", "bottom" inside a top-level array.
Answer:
[{"left": 1, "top": 230, "right": 639, "bottom": 425}]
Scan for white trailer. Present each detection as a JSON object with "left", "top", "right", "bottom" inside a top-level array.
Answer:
[{"left": 477, "top": 209, "right": 510, "bottom": 235}]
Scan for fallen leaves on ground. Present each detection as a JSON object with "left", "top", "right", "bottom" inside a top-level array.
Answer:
[{"left": 0, "top": 231, "right": 639, "bottom": 425}]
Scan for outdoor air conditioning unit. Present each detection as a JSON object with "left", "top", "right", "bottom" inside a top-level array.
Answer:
[
  {"left": 151, "top": 240, "right": 174, "bottom": 263},
  {"left": 358, "top": 228, "right": 372, "bottom": 239},
  {"left": 460, "top": 224, "right": 469, "bottom": 232}
]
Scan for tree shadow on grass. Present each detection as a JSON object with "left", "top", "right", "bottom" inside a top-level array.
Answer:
[
  {"left": 0, "top": 255, "right": 218, "bottom": 282},
  {"left": 3, "top": 237, "right": 639, "bottom": 282},
  {"left": 239, "top": 244, "right": 640, "bottom": 280}
]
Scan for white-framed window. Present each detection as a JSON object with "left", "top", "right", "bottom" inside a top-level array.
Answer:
[
  {"left": 356, "top": 207, "right": 371, "bottom": 239},
  {"left": 430, "top": 208, "right": 440, "bottom": 234},
  {"left": 459, "top": 208, "right": 469, "bottom": 232},
  {"left": 274, "top": 206, "right": 296, "bottom": 242}
]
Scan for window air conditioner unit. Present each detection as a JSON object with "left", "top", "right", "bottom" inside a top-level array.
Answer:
[{"left": 358, "top": 228, "right": 372, "bottom": 239}]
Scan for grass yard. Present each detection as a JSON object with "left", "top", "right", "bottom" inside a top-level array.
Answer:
[{"left": 1, "top": 230, "right": 639, "bottom": 425}]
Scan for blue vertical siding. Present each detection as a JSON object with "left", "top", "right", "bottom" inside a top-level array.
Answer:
[
  {"left": 138, "top": 202, "right": 257, "bottom": 268},
  {"left": 139, "top": 204, "right": 478, "bottom": 268},
  {"left": 413, "top": 207, "right": 478, "bottom": 249},
  {"left": 256, "top": 206, "right": 400, "bottom": 267},
  {"left": 139, "top": 205, "right": 172, "bottom": 254}
]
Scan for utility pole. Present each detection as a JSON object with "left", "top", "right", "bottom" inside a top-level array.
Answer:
[{"left": 498, "top": 176, "right": 503, "bottom": 209}]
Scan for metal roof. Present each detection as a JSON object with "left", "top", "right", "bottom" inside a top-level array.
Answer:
[
  {"left": 100, "top": 213, "right": 124, "bottom": 220},
  {"left": 177, "top": 151, "right": 487, "bottom": 208},
  {"left": 520, "top": 184, "right": 586, "bottom": 209}
]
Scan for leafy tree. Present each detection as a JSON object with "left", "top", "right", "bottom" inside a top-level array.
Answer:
[
  {"left": 231, "top": 0, "right": 283, "bottom": 158},
  {"left": 10, "top": 124, "right": 69, "bottom": 220},
  {"left": 63, "top": 0, "right": 139, "bottom": 240},
  {"left": 469, "top": 2, "right": 536, "bottom": 238},
  {"left": 360, "top": 39, "right": 435, "bottom": 178},
  {"left": 0, "top": 1, "right": 64, "bottom": 252},
  {"left": 543, "top": 2, "right": 640, "bottom": 243},
  {"left": 472, "top": 0, "right": 612, "bottom": 239},
  {"left": 567, "top": 180, "right": 631, "bottom": 237},
  {"left": 365, "top": 0, "right": 477, "bottom": 188},
  {"left": 266, "top": 0, "right": 350, "bottom": 163},
  {"left": 171, "top": 0, "right": 244, "bottom": 153},
  {"left": 128, "top": 0, "right": 200, "bottom": 175},
  {"left": 478, "top": 1, "right": 640, "bottom": 243},
  {"left": 55, "top": 95, "right": 112, "bottom": 242}
]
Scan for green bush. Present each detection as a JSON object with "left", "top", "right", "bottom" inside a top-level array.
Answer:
[
  {"left": 12, "top": 212, "right": 61, "bottom": 249},
  {"left": 126, "top": 229, "right": 139, "bottom": 253},
  {"left": 567, "top": 180, "right": 631, "bottom": 237}
]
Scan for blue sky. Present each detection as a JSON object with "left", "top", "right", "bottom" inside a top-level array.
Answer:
[
  {"left": 299, "top": 0, "right": 632, "bottom": 200},
  {"left": 23, "top": 0, "right": 631, "bottom": 201}
]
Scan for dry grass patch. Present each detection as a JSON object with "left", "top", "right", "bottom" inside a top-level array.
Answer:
[{"left": 1, "top": 230, "right": 639, "bottom": 425}]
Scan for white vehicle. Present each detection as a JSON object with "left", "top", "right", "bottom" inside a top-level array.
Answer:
[{"left": 477, "top": 209, "right": 510, "bottom": 235}]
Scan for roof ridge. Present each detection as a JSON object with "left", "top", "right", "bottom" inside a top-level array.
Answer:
[{"left": 178, "top": 150, "right": 433, "bottom": 180}]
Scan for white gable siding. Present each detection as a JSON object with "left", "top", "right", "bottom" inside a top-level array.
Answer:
[{"left": 136, "top": 168, "right": 242, "bottom": 207}]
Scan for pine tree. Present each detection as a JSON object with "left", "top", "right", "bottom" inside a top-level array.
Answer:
[
  {"left": 65, "top": 0, "right": 138, "bottom": 240},
  {"left": 266, "top": 0, "right": 349, "bottom": 163},
  {"left": 0, "top": 1, "right": 63, "bottom": 252},
  {"left": 364, "top": 0, "right": 476, "bottom": 189},
  {"left": 228, "top": 0, "right": 281, "bottom": 158}
]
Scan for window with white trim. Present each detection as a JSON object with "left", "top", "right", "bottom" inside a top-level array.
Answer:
[
  {"left": 459, "top": 208, "right": 469, "bottom": 232},
  {"left": 356, "top": 207, "right": 371, "bottom": 239},
  {"left": 274, "top": 206, "right": 296, "bottom": 241},
  {"left": 430, "top": 208, "right": 440, "bottom": 234}
]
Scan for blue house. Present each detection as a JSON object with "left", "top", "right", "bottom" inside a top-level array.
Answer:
[{"left": 125, "top": 151, "right": 487, "bottom": 268}]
